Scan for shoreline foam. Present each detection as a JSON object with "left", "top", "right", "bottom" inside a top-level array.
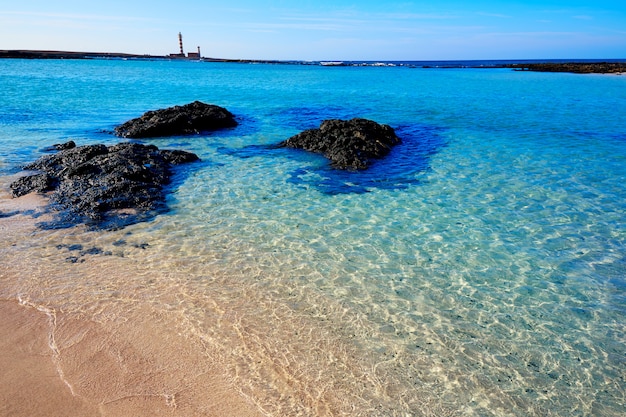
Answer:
[{"left": 0, "top": 300, "right": 98, "bottom": 416}]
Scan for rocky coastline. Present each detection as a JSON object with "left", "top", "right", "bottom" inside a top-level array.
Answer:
[
  {"left": 506, "top": 62, "right": 626, "bottom": 74},
  {"left": 10, "top": 141, "right": 199, "bottom": 229}
]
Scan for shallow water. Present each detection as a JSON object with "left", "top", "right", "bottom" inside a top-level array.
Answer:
[{"left": 1, "top": 59, "right": 625, "bottom": 416}]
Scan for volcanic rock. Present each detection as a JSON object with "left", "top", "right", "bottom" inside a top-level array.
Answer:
[
  {"left": 10, "top": 141, "right": 199, "bottom": 229},
  {"left": 44, "top": 140, "right": 76, "bottom": 151},
  {"left": 506, "top": 62, "right": 626, "bottom": 74},
  {"left": 115, "top": 101, "right": 237, "bottom": 138},
  {"left": 280, "top": 118, "right": 401, "bottom": 170}
]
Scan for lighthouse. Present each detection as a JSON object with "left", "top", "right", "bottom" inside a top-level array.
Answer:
[{"left": 169, "top": 32, "right": 201, "bottom": 59}]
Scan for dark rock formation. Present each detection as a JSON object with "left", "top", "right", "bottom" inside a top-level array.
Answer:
[
  {"left": 114, "top": 101, "right": 238, "bottom": 138},
  {"left": 506, "top": 62, "right": 626, "bottom": 74},
  {"left": 280, "top": 118, "right": 401, "bottom": 170},
  {"left": 10, "top": 141, "right": 199, "bottom": 229},
  {"left": 10, "top": 173, "right": 54, "bottom": 197},
  {"left": 43, "top": 140, "right": 76, "bottom": 151}
]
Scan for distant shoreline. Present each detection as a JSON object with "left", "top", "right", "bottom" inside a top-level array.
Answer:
[
  {"left": 0, "top": 49, "right": 316, "bottom": 65},
  {"left": 1, "top": 50, "right": 624, "bottom": 73},
  {"left": 0, "top": 49, "right": 157, "bottom": 60},
  {"left": 504, "top": 62, "right": 626, "bottom": 74}
]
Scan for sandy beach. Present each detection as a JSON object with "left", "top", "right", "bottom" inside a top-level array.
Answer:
[
  {"left": 0, "top": 300, "right": 98, "bottom": 416},
  {"left": 0, "top": 299, "right": 264, "bottom": 417},
  {"left": 0, "top": 185, "right": 265, "bottom": 417}
]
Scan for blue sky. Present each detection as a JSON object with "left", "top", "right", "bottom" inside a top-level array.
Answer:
[{"left": 1, "top": 1, "right": 625, "bottom": 60}]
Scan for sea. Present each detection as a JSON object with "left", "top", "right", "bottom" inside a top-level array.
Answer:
[{"left": 0, "top": 58, "right": 625, "bottom": 416}]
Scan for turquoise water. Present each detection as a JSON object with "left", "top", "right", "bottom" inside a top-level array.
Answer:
[{"left": 1, "top": 59, "right": 625, "bottom": 416}]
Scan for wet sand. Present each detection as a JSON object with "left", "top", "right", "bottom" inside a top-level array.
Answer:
[
  {"left": 0, "top": 300, "right": 98, "bottom": 416},
  {"left": 0, "top": 299, "right": 264, "bottom": 417},
  {"left": 0, "top": 187, "right": 264, "bottom": 417}
]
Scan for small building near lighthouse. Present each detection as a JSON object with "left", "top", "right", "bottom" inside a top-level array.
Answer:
[
  {"left": 169, "top": 33, "right": 201, "bottom": 59},
  {"left": 187, "top": 46, "right": 201, "bottom": 59}
]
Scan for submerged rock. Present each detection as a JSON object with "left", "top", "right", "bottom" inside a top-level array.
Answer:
[
  {"left": 44, "top": 140, "right": 76, "bottom": 151},
  {"left": 280, "top": 118, "right": 401, "bottom": 170},
  {"left": 115, "top": 101, "right": 238, "bottom": 138},
  {"left": 10, "top": 141, "right": 199, "bottom": 229}
]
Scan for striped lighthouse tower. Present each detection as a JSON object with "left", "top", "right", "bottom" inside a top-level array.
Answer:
[{"left": 178, "top": 32, "right": 184, "bottom": 55}]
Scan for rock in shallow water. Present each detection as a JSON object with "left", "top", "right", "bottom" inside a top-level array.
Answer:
[
  {"left": 114, "top": 101, "right": 238, "bottom": 138},
  {"left": 280, "top": 118, "right": 401, "bottom": 170},
  {"left": 10, "top": 142, "right": 199, "bottom": 229}
]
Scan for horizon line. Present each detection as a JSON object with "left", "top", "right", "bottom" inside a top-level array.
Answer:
[{"left": 1, "top": 49, "right": 625, "bottom": 63}]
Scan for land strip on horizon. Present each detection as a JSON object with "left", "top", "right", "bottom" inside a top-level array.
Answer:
[{"left": 1, "top": 50, "right": 625, "bottom": 73}]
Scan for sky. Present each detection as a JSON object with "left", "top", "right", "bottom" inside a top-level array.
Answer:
[{"left": 1, "top": 1, "right": 625, "bottom": 60}]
